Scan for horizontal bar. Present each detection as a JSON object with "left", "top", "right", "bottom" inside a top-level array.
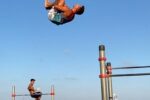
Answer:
[
  {"left": 15, "top": 93, "right": 50, "bottom": 96},
  {"left": 112, "top": 66, "right": 150, "bottom": 70},
  {"left": 15, "top": 94, "right": 30, "bottom": 96},
  {"left": 110, "top": 72, "right": 150, "bottom": 77},
  {"left": 42, "top": 93, "right": 51, "bottom": 95}
]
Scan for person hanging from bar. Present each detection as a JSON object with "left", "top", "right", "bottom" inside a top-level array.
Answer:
[
  {"left": 28, "top": 79, "right": 42, "bottom": 100},
  {"left": 45, "top": 0, "right": 85, "bottom": 25}
]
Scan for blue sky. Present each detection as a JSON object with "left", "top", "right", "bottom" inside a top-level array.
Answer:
[{"left": 0, "top": 0, "right": 150, "bottom": 100}]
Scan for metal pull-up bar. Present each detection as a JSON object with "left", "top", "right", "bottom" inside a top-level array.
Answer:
[
  {"left": 112, "top": 66, "right": 150, "bottom": 70},
  {"left": 110, "top": 72, "right": 150, "bottom": 77}
]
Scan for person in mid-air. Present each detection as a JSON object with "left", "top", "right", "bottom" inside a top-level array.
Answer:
[
  {"left": 45, "top": 0, "right": 84, "bottom": 25},
  {"left": 28, "top": 79, "right": 42, "bottom": 100}
]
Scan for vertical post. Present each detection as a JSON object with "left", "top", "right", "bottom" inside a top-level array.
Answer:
[
  {"left": 98, "top": 45, "right": 108, "bottom": 100},
  {"left": 106, "top": 62, "right": 113, "bottom": 100},
  {"left": 50, "top": 85, "right": 55, "bottom": 100},
  {"left": 12, "top": 85, "right": 15, "bottom": 100}
]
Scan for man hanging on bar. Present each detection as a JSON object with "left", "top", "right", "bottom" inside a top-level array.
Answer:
[{"left": 28, "top": 79, "right": 42, "bottom": 100}]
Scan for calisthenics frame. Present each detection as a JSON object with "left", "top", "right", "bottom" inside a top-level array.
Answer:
[
  {"left": 11, "top": 85, "right": 55, "bottom": 100},
  {"left": 98, "top": 45, "right": 150, "bottom": 100}
]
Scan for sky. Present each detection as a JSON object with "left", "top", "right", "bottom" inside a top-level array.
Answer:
[{"left": 0, "top": 0, "right": 150, "bottom": 100}]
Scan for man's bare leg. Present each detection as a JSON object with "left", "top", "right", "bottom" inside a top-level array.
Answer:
[
  {"left": 55, "top": 0, "right": 65, "bottom": 6},
  {"left": 45, "top": 0, "right": 55, "bottom": 9},
  {"left": 35, "top": 98, "right": 40, "bottom": 100},
  {"left": 45, "top": 0, "right": 66, "bottom": 9},
  {"left": 38, "top": 96, "right": 41, "bottom": 100}
]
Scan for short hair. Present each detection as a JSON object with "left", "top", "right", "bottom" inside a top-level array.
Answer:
[
  {"left": 30, "top": 79, "right": 36, "bottom": 82},
  {"left": 76, "top": 6, "right": 85, "bottom": 15}
]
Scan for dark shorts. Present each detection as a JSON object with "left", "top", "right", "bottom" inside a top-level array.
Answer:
[{"left": 31, "top": 92, "right": 42, "bottom": 98}]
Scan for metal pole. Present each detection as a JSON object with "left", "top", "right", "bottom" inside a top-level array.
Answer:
[
  {"left": 14, "top": 86, "right": 15, "bottom": 100},
  {"left": 99, "top": 45, "right": 108, "bottom": 100},
  {"left": 112, "top": 66, "right": 150, "bottom": 70},
  {"left": 12, "top": 86, "right": 13, "bottom": 100},
  {"left": 50, "top": 85, "right": 55, "bottom": 100},
  {"left": 12, "top": 85, "right": 15, "bottom": 100},
  {"left": 106, "top": 62, "right": 113, "bottom": 100},
  {"left": 110, "top": 73, "right": 150, "bottom": 77}
]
